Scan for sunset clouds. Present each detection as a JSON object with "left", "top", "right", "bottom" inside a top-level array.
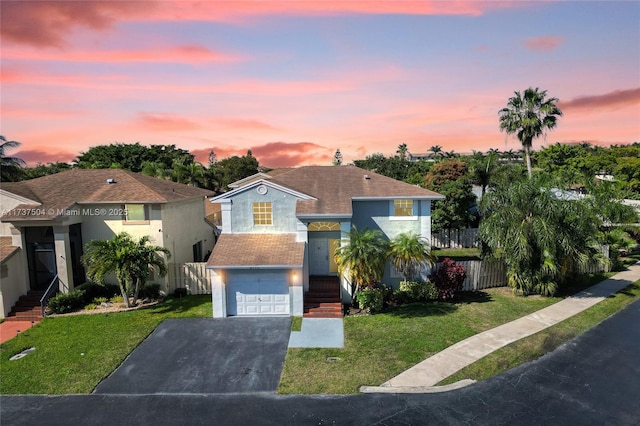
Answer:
[{"left": 1, "top": 1, "right": 638, "bottom": 167}]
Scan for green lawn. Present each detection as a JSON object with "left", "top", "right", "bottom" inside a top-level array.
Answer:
[
  {"left": 278, "top": 288, "right": 562, "bottom": 394},
  {"left": 439, "top": 279, "right": 640, "bottom": 385},
  {"left": 0, "top": 295, "right": 212, "bottom": 395}
]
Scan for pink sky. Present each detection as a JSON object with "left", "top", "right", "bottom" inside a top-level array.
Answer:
[{"left": 1, "top": 1, "right": 639, "bottom": 168}]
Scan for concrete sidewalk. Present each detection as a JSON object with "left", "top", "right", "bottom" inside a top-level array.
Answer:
[
  {"left": 361, "top": 262, "right": 640, "bottom": 393},
  {"left": 288, "top": 318, "right": 344, "bottom": 348}
]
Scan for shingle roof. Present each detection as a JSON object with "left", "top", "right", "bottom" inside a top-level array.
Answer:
[
  {"left": 267, "top": 165, "right": 443, "bottom": 216},
  {"left": 0, "top": 237, "right": 19, "bottom": 263},
  {"left": 207, "top": 233, "right": 305, "bottom": 268},
  {"left": 1, "top": 169, "right": 213, "bottom": 221}
]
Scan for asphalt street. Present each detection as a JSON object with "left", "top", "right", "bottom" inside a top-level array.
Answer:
[{"left": 3, "top": 300, "right": 639, "bottom": 425}]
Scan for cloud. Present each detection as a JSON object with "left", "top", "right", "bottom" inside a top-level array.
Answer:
[
  {"left": 524, "top": 36, "right": 564, "bottom": 51},
  {"left": 211, "top": 118, "right": 279, "bottom": 131},
  {"left": 1, "top": 1, "right": 524, "bottom": 47},
  {"left": 3, "top": 44, "right": 241, "bottom": 64},
  {"left": 560, "top": 88, "right": 640, "bottom": 111},
  {"left": 0, "top": 1, "right": 149, "bottom": 47},
  {"left": 191, "top": 142, "right": 332, "bottom": 168},
  {"left": 14, "top": 148, "right": 76, "bottom": 166},
  {"left": 136, "top": 113, "right": 202, "bottom": 132},
  {"left": 249, "top": 142, "right": 333, "bottom": 168}
]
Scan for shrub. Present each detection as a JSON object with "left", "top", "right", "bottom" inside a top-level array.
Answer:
[
  {"left": 92, "top": 297, "right": 108, "bottom": 304},
  {"left": 84, "top": 303, "right": 97, "bottom": 310},
  {"left": 48, "top": 290, "right": 86, "bottom": 314},
  {"left": 356, "top": 286, "right": 385, "bottom": 313},
  {"left": 109, "top": 295, "right": 124, "bottom": 304},
  {"left": 76, "top": 282, "right": 119, "bottom": 303},
  {"left": 429, "top": 258, "right": 467, "bottom": 301},
  {"left": 137, "top": 284, "right": 161, "bottom": 300},
  {"left": 395, "top": 280, "right": 438, "bottom": 303}
]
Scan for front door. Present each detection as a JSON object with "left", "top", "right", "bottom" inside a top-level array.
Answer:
[
  {"left": 309, "top": 239, "right": 339, "bottom": 275},
  {"left": 33, "top": 246, "right": 57, "bottom": 290}
]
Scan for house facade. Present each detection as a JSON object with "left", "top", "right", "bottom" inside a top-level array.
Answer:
[
  {"left": 207, "top": 165, "right": 444, "bottom": 318},
  {"left": 0, "top": 169, "right": 215, "bottom": 318}
]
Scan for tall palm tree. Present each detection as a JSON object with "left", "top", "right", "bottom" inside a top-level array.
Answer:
[
  {"left": 388, "top": 232, "right": 437, "bottom": 281},
  {"left": 499, "top": 87, "right": 563, "bottom": 178},
  {"left": 479, "top": 176, "right": 603, "bottom": 296},
  {"left": 1, "top": 135, "right": 26, "bottom": 181},
  {"left": 82, "top": 233, "right": 170, "bottom": 307},
  {"left": 334, "top": 226, "right": 389, "bottom": 304}
]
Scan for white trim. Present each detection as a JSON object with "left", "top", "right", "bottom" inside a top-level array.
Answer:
[
  {"left": 210, "top": 179, "right": 316, "bottom": 203},
  {"left": 0, "top": 189, "right": 41, "bottom": 205},
  {"left": 389, "top": 216, "right": 418, "bottom": 221},
  {"left": 353, "top": 195, "right": 445, "bottom": 201}
]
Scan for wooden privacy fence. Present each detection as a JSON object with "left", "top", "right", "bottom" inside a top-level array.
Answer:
[
  {"left": 167, "top": 262, "right": 212, "bottom": 295},
  {"left": 431, "top": 228, "right": 479, "bottom": 249},
  {"left": 427, "top": 259, "right": 507, "bottom": 291}
]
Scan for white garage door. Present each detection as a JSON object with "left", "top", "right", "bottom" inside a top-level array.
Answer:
[{"left": 227, "top": 271, "right": 290, "bottom": 316}]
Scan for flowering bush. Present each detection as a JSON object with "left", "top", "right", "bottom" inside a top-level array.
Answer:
[
  {"left": 356, "top": 285, "right": 386, "bottom": 313},
  {"left": 429, "top": 258, "right": 467, "bottom": 300}
]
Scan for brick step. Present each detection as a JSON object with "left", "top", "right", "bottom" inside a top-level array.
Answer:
[
  {"left": 17, "top": 295, "right": 43, "bottom": 304},
  {"left": 304, "top": 302, "right": 342, "bottom": 309},
  {"left": 10, "top": 310, "right": 43, "bottom": 318},
  {"left": 4, "top": 316, "right": 41, "bottom": 322},
  {"left": 303, "top": 311, "right": 343, "bottom": 318},
  {"left": 9, "top": 306, "right": 42, "bottom": 313},
  {"left": 305, "top": 298, "right": 341, "bottom": 305}
]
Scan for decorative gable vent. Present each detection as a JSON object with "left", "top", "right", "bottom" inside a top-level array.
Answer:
[{"left": 256, "top": 185, "right": 268, "bottom": 195}]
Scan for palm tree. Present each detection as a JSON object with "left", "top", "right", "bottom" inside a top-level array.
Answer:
[
  {"left": 388, "top": 232, "right": 437, "bottom": 281},
  {"left": 479, "top": 176, "right": 603, "bottom": 296},
  {"left": 82, "top": 233, "right": 171, "bottom": 307},
  {"left": 499, "top": 87, "right": 563, "bottom": 178},
  {"left": 334, "top": 226, "right": 389, "bottom": 304},
  {"left": 428, "top": 145, "right": 443, "bottom": 160},
  {"left": 396, "top": 143, "right": 408, "bottom": 160},
  {"left": 1, "top": 135, "right": 26, "bottom": 181},
  {"left": 470, "top": 151, "right": 499, "bottom": 198}
]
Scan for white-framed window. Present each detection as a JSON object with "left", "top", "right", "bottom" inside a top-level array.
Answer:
[
  {"left": 253, "top": 202, "right": 273, "bottom": 225},
  {"left": 124, "top": 204, "right": 149, "bottom": 222},
  {"left": 390, "top": 200, "right": 417, "bottom": 220}
]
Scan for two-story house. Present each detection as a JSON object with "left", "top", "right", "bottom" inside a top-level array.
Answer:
[
  {"left": 0, "top": 169, "right": 215, "bottom": 319},
  {"left": 207, "top": 165, "right": 444, "bottom": 318}
]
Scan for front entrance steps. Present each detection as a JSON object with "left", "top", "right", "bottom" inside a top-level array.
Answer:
[
  {"left": 5, "top": 291, "right": 45, "bottom": 322},
  {"left": 304, "top": 276, "right": 342, "bottom": 318}
]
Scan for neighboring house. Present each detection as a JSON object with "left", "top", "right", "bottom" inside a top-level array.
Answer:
[
  {"left": 0, "top": 169, "right": 215, "bottom": 318},
  {"left": 207, "top": 165, "right": 444, "bottom": 318}
]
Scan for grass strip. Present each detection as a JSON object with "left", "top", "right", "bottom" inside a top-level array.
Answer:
[{"left": 438, "top": 280, "right": 640, "bottom": 386}]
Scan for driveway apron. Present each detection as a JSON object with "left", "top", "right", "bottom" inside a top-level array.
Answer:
[{"left": 93, "top": 317, "right": 291, "bottom": 394}]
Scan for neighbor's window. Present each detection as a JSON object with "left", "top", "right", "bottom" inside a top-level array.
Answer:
[
  {"left": 253, "top": 202, "right": 273, "bottom": 225},
  {"left": 393, "top": 200, "right": 414, "bottom": 216},
  {"left": 125, "top": 204, "right": 148, "bottom": 222}
]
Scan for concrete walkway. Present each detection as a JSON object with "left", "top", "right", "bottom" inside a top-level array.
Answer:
[
  {"left": 289, "top": 318, "right": 344, "bottom": 348},
  {"left": 361, "top": 262, "right": 640, "bottom": 393},
  {"left": 0, "top": 320, "right": 38, "bottom": 344}
]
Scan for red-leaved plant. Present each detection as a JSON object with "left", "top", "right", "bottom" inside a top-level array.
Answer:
[{"left": 429, "top": 258, "right": 467, "bottom": 300}]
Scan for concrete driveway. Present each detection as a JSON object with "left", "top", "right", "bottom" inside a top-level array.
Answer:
[{"left": 93, "top": 317, "right": 291, "bottom": 394}]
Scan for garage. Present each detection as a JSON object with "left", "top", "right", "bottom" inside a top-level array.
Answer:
[{"left": 227, "top": 271, "right": 290, "bottom": 316}]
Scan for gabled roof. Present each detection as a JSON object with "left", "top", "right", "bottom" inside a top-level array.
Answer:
[
  {"left": 207, "top": 233, "right": 304, "bottom": 268},
  {"left": 1, "top": 169, "right": 214, "bottom": 221},
  {"left": 209, "top": 178, "right": 315, "bottom": 203},
  {"left": 267, "top": 165, "right": 443, "bottom": 216},
  {"left": 0, "top": 237, "right": 19, "bottom": 263}
]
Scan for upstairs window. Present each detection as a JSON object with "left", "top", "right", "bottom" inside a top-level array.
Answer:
[
  {"left": 253, "top": 202, "right": 273, "bottom": 225},
  {"left": 124, "top": 204, "right": 149, "bottom": 222},
  {"left": 393, "top": 200, "right": 414, "bottom": 216}
]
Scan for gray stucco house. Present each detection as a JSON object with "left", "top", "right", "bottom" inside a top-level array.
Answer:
[{"left": 207, "top": 165, "right": 443, "bottom": 318}]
